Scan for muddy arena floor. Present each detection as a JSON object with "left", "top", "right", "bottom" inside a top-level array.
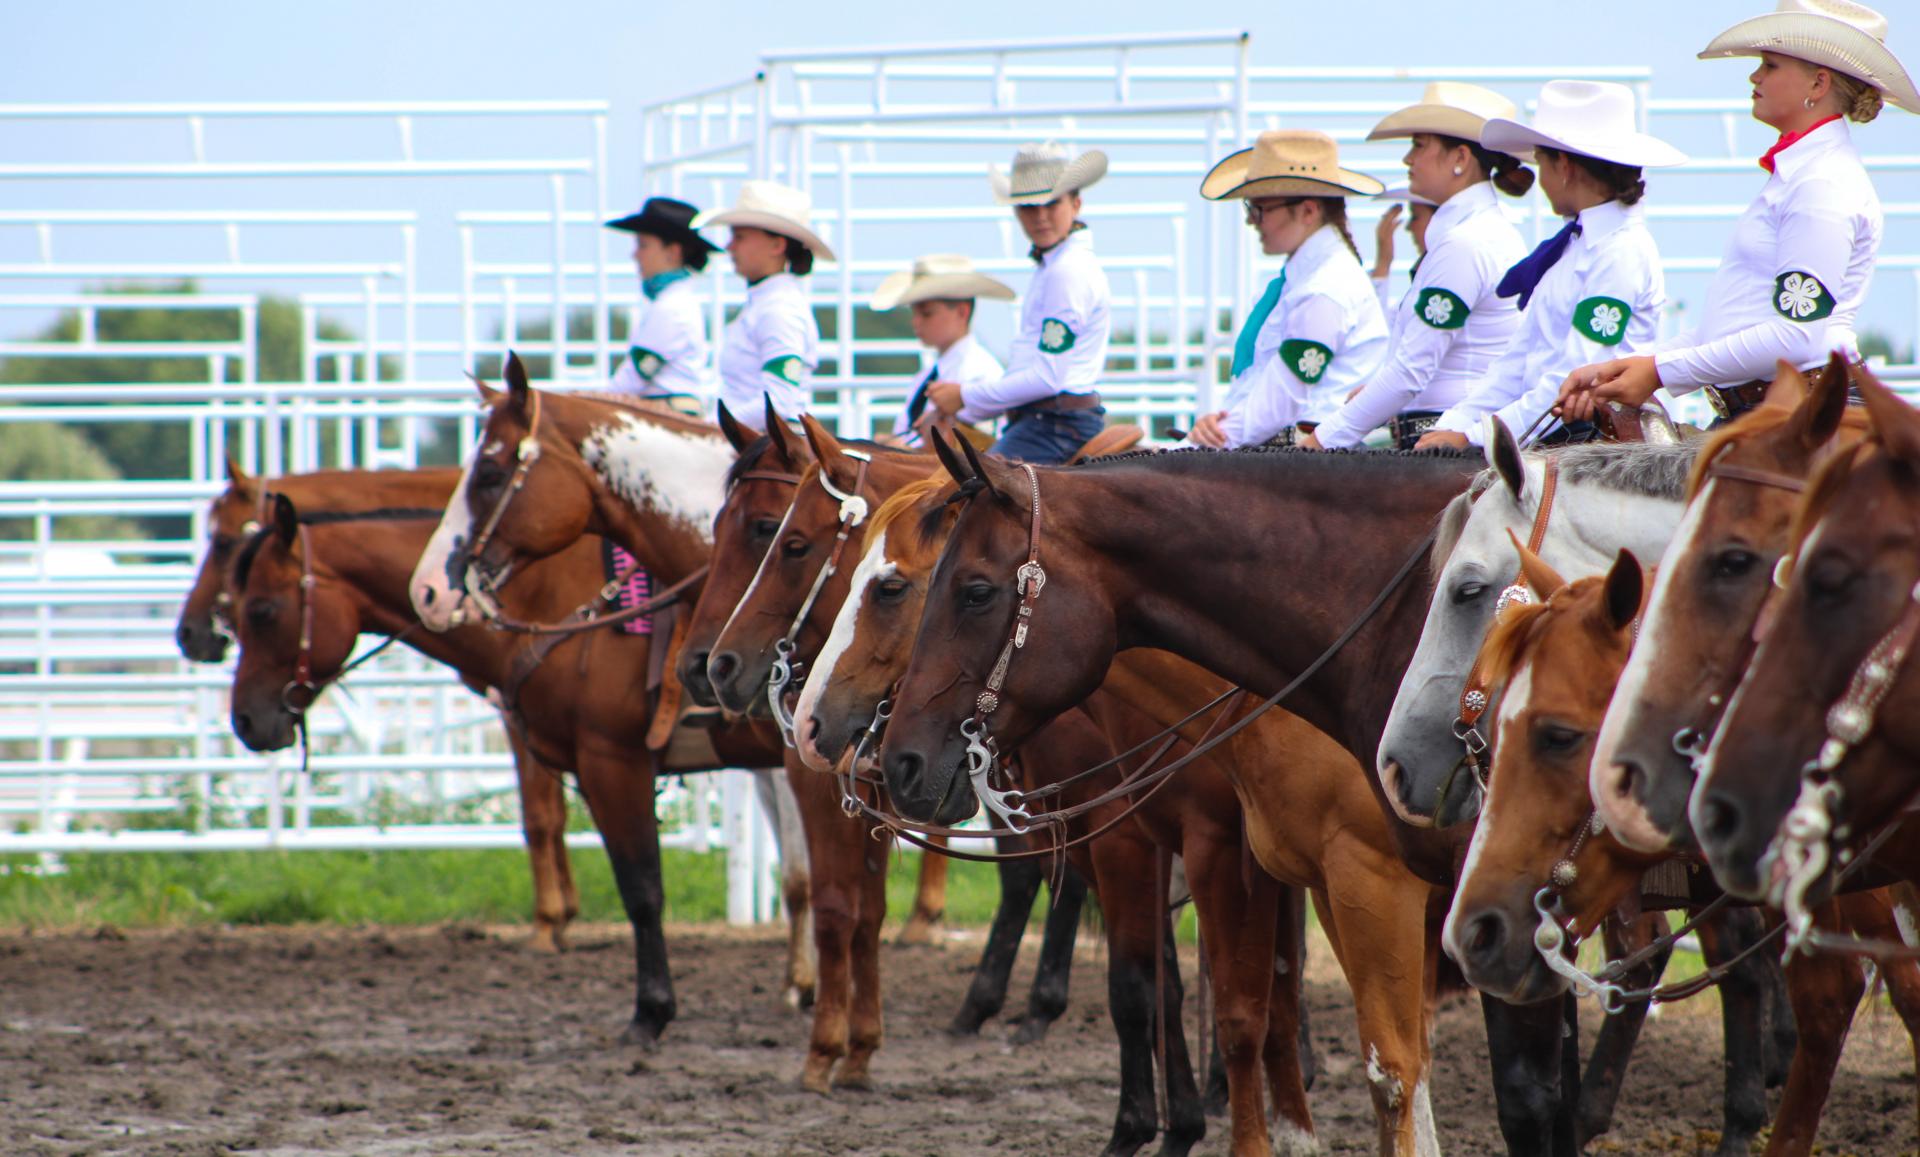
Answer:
[{"left": 3, "top": 922, "right": 1916, "bottom": 1156}]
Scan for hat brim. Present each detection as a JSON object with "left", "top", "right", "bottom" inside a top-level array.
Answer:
[
  {"left": 1200, "top": 147, "right": 1385, "bottom": 200},
  {"left": 871, "top": 271, "right": 1017, "bottom": 312},
  {"left": 1699, "top": 14, "right": 1919, "bottom": 113},
  {"left": 1480, "top": 118, "right": 1689, "bottom": 168},
  {"left": 692, "top": 208, "right": 838, "bottom": 263},
  {"left": 604, "top": 211, "right": 720, "bottom": 252},
  {"left": 1377, "top": 183, "right": 1439, "bottom": 207},
  {"left": 988, "top": 151, "right": 1109, "bottom": 205},
  {"left": 1366, "top": 105, "right": 1498, "bottom": 142}
]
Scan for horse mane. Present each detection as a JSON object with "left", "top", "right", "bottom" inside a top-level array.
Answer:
[
  {"left": 1430, "top": 474, "right": 1496, "bottom": 581},
  {"left": 1682, "top": 404, "right": 1872, "bottom": 499},
  {"left": 1787, "top": 439, "right": 1872, "bottom": 556},
  {"left": 725, "top": 435, "right": 777, "bottom": 490},
  {"left": 866, "top": 476, "right": 958, "bottom": 559},
  {"left": 1539, "top": 440, "right": 1699, "bottom": 500}
]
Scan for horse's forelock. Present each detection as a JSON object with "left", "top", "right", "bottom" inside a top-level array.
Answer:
[
  {"left": 868, "top": 477, "right": 954, "bottom": 558},
  {"left": 232, "top": 522, "right": 281, "bottom": 592}
]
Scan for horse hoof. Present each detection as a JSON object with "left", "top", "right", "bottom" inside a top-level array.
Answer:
[
  {"left": 945, "top": 1018, "right": 984, "bottom": 1040},
  {"left": 799, "top": 1064, "right": 835, "bottom": 1096},
  {"left": 618, "top": 1021, "right": 662, "bottom": 1051},
  {"left": 831, "top": 1068, "right": 874, "bottom": 1092},
  {"left": 896, "top": 912, "right": 944, "bottom": 946},
  {"left": 1008, "top": 1016, "right": 1051, "bottom": 1047}
]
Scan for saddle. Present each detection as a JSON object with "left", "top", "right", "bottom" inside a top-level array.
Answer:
[
  {"left": 1592, "top": 398, "right": 1699, "bottom": 445},
  {"left": 1069, "top": 423, "right": 1145, "bottom": 462}
]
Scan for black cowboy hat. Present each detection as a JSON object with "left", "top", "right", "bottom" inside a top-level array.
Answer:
[{"left": 605, "top": 197, "right": 718, "bottom": 255}]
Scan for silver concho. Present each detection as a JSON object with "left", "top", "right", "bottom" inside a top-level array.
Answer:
[
  {"left": 1550, "top": 859, "right": 1578, "bottom": 889},
  {"left": 1464, "top": 689, "right": 1488, "bottom": 714},
  {"left": 1493, "top": 583, "right": 1535, "bottom": 618}
]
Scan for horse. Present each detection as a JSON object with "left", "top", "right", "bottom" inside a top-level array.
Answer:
[
  {"left": 792, "top": 460, "right": 1441, "bottom": 1157},
  {"left": 212, "top": 466, "right": 810, "bottom": 1048},
  {"left": 1446, "top": 537, "right": 1920, "bottom": 1156}
]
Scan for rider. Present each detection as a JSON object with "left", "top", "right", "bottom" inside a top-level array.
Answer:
[
  {"left": 1185, "top": 130, "right": 1390, "bottom": 449},
  {"left": 604, "top": 196, "right": 718, "bottom": 418},
  {"left": 925, "top": 141, "right": 1111, "bottom": 465},
  {"left": 694, "top": 181, "right": 835, "bottom": 427},
  {"left": 1558, "top": 0, "right": 1913, "bottom": 426},
  {"left": 1371, "top": 181, "right": 1437, "bottom": 317},
  {"left": 1416, "top": 81, "right": 1687, "bottom": 450},
  {"left": 1300, "top": 83, "right": 1531, "bottom": 450},
  {"left": 870, "top": 254, "right": 1014, "bottom": 449}
]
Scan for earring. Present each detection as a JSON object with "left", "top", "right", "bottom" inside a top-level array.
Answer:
[
  {"left": 1452, "top": 166, "right": 1463, "bottom": 176},
  {"left": 1804, "top": 96, "right": 1817, "bottom": 109}
]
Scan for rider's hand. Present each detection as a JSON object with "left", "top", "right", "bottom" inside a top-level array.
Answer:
[
  {"left": 1186, "top": 411, "right": 1230, "bottom": 448},
  {"left": 1555, "top": 357, "right": 1661, "bottom": 424},
  {"left": 1415, "top": 429, "right": 1471, "bottom": 452},
  {"left": 925, "top": 380, "right": 966, "bottom": 416},
  {"left": 1372, "top": 204, "right": 1402, "bottom": 280}
]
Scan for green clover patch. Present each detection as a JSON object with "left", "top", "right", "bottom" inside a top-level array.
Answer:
[
  {"left": 1278, "top": 339, "right": 1334, "bottom": 384},
  {"left": 1038, "top": 317, "right": 1077, "bottom": 354},
  {"left": 1415, "top": 287, "right": 1470, "bottom": 330},
  {"left": 1572, "top": 297, "right": 1632, "bottom": 347},
  {"left": 629, "top": 345, "right": 666, "bottom": 381},
  {"left": 1774, "top": 271, "right": 1834, "bottom": 322},
  {"left": 761, "top": 355, "right": 807, "bottom": 387}
]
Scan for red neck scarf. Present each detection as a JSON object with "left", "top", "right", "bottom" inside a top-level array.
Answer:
[{"left": 1759, "top": 115, "right": 1841, "bottom": 173}]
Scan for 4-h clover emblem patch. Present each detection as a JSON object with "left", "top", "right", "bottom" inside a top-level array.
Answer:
[
  {"left": 1279, "top": 339, "right": 1334, "bottom": 384},
  {"left": 1572, "top": 297, "right": 1631, "bottom": 347},
  {"left": 1415, "top": 288, "right": 1469, "bottom": 330},
  {"left": 762, "top": 355, "right": 807, "bottom": 387},
  {"left": 629, "top": 345, "right": 666, "bottom": 381},
  {"left": 1039, "top": 318, "right": 1077, "bottom": 354},
  {"left": 1774, "top": 271, "right": 1834, "bottom": 322}
]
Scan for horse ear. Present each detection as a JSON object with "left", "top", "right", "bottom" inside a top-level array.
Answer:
[
  {"left": 1485, "top": 417, "right": 1527, "bottom": 504},
  {"left": 1860, "top": 367, "right": 1920, "bottom": 465},
  {"left": 1509, "top": 528, "right": 1565, "bottom": 599},
  {"left": 1795, "top": 351, "right": 1852, "bottom": 451},
  {"left": 930, "top": 426, "right": 970, "bottom": 487},
  {"left": 1602, "top": 549, "right": 1644, "bottom": 635},
  {"left": 957, "top": 433, "right": 1008, "bottom": 500},
  {"left": 800, "top": 413, "right": 846, "bottom": 470},
  {"left": 503, "top": 351, "right": 532, "bottom": 419},
  {"left": 272, "top": 492, "right": 299, "bottom": 548},
  {"left": 225, "top": 454, "right": 251, "bottom": 486},
  {"left": 1761, "top": 360, "right": 1808, "bottom": 410},
  {"left": 761, "top": 395, "right": 800, "bottom": 462},
  {"left": 466, "top": 369, "right": 502, "bottom": 406},
  {"left": 715, "top": 400, "right": 753, "bottom": 454}
]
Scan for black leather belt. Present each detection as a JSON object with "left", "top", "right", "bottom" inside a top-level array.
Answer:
[
  {"left": 1010, "top": 391, "right": 1102, "bottom": 419},
  {"left": 1387, "top": 410, "right": 1444, "bottom": 450},
  {"left": 1703, "top": 381, "right": 1770, "bottom": 422},
  {"left": 1261, "top": 420, "right": 1317, "bottom": 448}
]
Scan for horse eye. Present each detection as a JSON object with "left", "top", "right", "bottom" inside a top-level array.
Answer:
[
  {"left": 752, "top": 519, "right": 782, "bottom": 539},
  {"left": 211, "top": 533, "right": 237, "bottom": 556},
  {"left": 473, "top": 458, "right": 508, "bottom": 490},
  {"left": 1806, "top": 558, "right": 1857, "bottom": 607},
  {"left": 1534, "top": 723, "right": 1585, "bottom": 755},
  {"left": 781, "top": 537, "right": 810, "bottom": 559},
  {"left": 875, "top": 578, "right": 910, "bottom": 602},
  {"left": 246, "top": 599, "right": 278, "bottom": 628},
  {"left": 1709, "top": 548, "right": 1758, "bottom": 580},
  {"left": 961, "top": 582, "right": 996, "bottom": 609},
  {"left": 1452, "top": 582, "right": 1487, "bottom": 605}
]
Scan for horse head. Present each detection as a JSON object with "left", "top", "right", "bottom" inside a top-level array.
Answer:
[{"left": 176, "top": 455, "right": 264, "bottom": 663}]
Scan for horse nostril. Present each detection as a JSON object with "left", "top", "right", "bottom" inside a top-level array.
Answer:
[
  {"left": 707, "top": 651, "right": 740, "bottom": 687},
  {"left": 887, "top": 750, "right": 926, "bottom": 800},
  {"left": 1697, "top": 793, "right": 1743, "bottom": 843},
  {"left": 1608, "top": 759, "right": 1645, "bottom": 803},
  {"left": 1463, "top": 910, "right": 1508, "bottom": 962},
  {"left": 419, "top": 585, "right": 436, "bottom": 607}
]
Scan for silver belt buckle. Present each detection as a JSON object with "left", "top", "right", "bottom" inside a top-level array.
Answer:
[{"left": 1705, "top": 386, "right": 1732, "bottom": 422}]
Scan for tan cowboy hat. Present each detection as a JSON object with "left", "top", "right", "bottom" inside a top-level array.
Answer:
[
  {"left": 988, "top": 141, "right": 1108, "bottom": 205},
  {"left": 871, "top": 254, "right": 1016, "bottom": 311},
  {"left": 1201, "top": 130, "right": 1386, "bottom": 201},
  {"left": 1482, "top": 81, "right": 1689, "bottom": 168},
  {"left": 1367, "top": 81, "right": 1520, "bottom": 142},
  {"left": 693, "top": 180, "right": 837, "bottom": 262},
  {"left": 1699, "top": 0, "right": 1917, "bottom": 113}
]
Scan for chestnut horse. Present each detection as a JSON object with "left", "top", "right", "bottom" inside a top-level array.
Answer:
[
  {"left": 792, "top": 463, "right": 1439, "bottom": 1157},
  {"left": 1448, "top": 539, "right": 1920, "bottom": 1155}
]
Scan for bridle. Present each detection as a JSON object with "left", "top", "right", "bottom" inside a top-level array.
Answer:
[
  {"left": 766, "top": 451, "right": 872, "bottom": 747},
  {"left": 458, "top": 388, "right": 545, "bottom": 625},
  {"left": 958, "top": 462, "right": 1048, "bottom": 827}
]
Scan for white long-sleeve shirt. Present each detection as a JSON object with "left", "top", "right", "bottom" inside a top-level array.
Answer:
[
  {"left": 961, "top": 227, "right": 1110, "bottom": 414},
  {"left": 1436, "top": 199, "right": 1665, "bottom": 446},
  {"left": 892, "top": 332, "right": 1004, "bottom": 447},
  {"left": 608, "top": 273, "right": 718, "bottom": 405},
  {"left": 1312, "top": 181, "right": 1525, "bottom": 449},
  {"left": 1654, "top": 119, "right": 1881, "bottom": 392},
  {"left": 1218, "top": 225, "right": 1390, "bottom": 447},
  {"left": 717, "top": 272, "right": 819, "bottom": 423}
]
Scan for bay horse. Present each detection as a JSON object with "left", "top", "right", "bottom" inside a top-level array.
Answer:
[
  {"left": 1697, "top": 368, "right": 1920, "bottom": 901},
  {"left": 1447, "top": 538, "right": 1920, "bottom": 1155},
  {"left": 791, "top": 464, "right": 1438, "bottom": 1157},
  {"left": 213, "top": 466, "right": 809, "bottom": 1047},
  {"left": 869, "top": 436, "right": 1675, "bottom": 1156}
]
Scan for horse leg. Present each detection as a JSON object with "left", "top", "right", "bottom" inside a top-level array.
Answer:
[
  {"left": 1012, "top": 860, "right": 1088, "bottom": 1046},
  {"left": 754, "top": 767, "right": 815, "bottom": 1009},
  {"left": 1762, "top": 897, "right": 1864, "bottom": 1156},
  {"left": 1262, "top": 884, "right": 1316, "bottom": 1154},
  {"left": 1875, "top": 885, "right": 1920, "bottom": 1153},
  {"left": 1697, "top": 906, "right": 1778, "bottom": 1157},
  {"left": 1576, "top": 911, "right": 1671, "bottom": 1146},
  {"left": 509, "top": 730, "right": 576, "bottom": 953},
  {"left": 833, "top": 819, "right": 890, "bottom": 1090},
  {"left": 1089, "top": 831, "right": 1167, "bottom": 1157},
  {"left": 573, "top": 745, "right": 674, "bottom": 1048},
  {"left": 1153, "top": 878, "right": 1206, "bottom": 1157},
  {"left": 788, "top": 763, "right": 856, "bottom": 1093},
  {"left": 948, "top": 834, "right": 1043, "bottom": 1037},
  {"left": 899, "top": 834, "right": 949, "bottom": 946}
]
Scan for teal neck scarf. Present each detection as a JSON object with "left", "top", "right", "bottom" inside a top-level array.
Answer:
[
  {"left": 1230, "top": 270, "right": 1286, "bottom": 379},
  {"left": 642, "top": 268, "right": 692, "bottom": 301}
]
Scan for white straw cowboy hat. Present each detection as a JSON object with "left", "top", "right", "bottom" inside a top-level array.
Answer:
[
  {"left": 1699, "top": 0, "right": 1917, "bottom": 113},
  {"left": 870, "top": 254, "right": 1017, "bottom": 311},
  {"left": 693, "top": 180, "right": 837, "bottom": 262},
  {"left": 988, "top": 141, "right": 1109, "bottom": 205},
  {"left": 1377, "top": 180, "right": 1439, "bottom": 208},
  {"left": 1367, "top": 81, "right": 1520, "bottom": 142},
  {"left": 1481, "top": 81, "right": 1689, "bottom": 168},
  {"left": 1201, "top": 130, "right": 1386, "bottom": 200}
]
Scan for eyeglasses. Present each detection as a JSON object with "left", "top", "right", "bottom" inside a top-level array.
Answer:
[{"left": 1243, "top": 198, "right": 1302, "bottom": 225}]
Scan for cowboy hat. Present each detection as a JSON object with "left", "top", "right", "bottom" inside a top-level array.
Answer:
[
  {"left": 1201, "top": 130, "right": 1386, "bottom": 200},
  {"left": 988, "top": 141, "right": 1108, "bottom": 206},
  {"left": 1377, "top": 181, "right": 1439, "bottom": 208},
  {"left": 871, "top": 254, "right": 1017, "bottom": 311},
  {"left": 693, "top": 180, "right": 837, "bottom": 262},
  {"left": 1481, "top": 81, "right": 1689, "bottom": 168},
  {"left": 604, "top": 196, "right": 718, "bottom": 254},
  {"left": 1699, "top": 0, "right": 1917, "bottom": 113},
  {"left": 1367, "top": 81, "right": 1520, "bottom": 142}
]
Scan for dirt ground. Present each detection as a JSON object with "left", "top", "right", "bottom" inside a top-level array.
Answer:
[{"left": 2, "top": 921, "right": 1916, "bottom": 1156}]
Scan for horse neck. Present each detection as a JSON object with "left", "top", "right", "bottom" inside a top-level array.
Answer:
[
  {"left": 1536, "top": 470, "right": 1688, "bottom": 577},
  {"left": 557, "top": 402, "right": 728, "bottom": 580},
  {"left": 1054, "top": 454, "right": 1478, "bottom": 765}
]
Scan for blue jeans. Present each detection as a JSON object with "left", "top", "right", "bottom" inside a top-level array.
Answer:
[{"left": 988, "top": 406, "right": 1107, "bottom": 466}]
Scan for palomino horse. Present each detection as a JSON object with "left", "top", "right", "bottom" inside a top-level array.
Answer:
[
  {"left": 214, "top": 471, "right": 811, "bottom": 1045},
  {"left": 1447, "top": 539, "right": 1920, "bottom": 1156},
  {"left": 1591, "top": 356, "right": 1863, "bottom": 856},
  {"left": 175, "top": 459, "right": 583, "bottom": 953},
  {"left": 1698, "top": 369, "right": 1920, "bottom": 900},
  {"left": 871, "top": 438, "right": 1672, "bottom": 1156},
  {"left": 792, "top": 461, "right": 1436, "bottom": 1157}
]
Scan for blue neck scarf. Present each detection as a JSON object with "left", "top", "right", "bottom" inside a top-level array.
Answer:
[
  {"left": 1231, "top": 270, "right": 1286, "bottom": 379},
  {"left": 1495, "top": 219, "right": 1581, "bottom": 310},
  {"left": 642, "top": 268, "right": 691, "bottom": 301}
]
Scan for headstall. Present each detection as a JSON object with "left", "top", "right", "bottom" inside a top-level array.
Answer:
[
  {"left": 767, "top": 451, "right": 872, "bottom": 747},
  {"left": 959, "top": 462, "right": 1046, "bottom": 828},
  {"left": 459, "top": 387, "right": 545, "bottom": 625}
]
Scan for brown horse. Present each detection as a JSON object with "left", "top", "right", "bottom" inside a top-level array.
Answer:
[
  {"left": 1448, "top": 539, "right": 1920, "bottom": 1156},
  {"left": 792, "top": 462, "right": 1441, "bottom": 1156},
  {"left": 213, "top": 466, "right": 806, "bottom": 1048},
  {"left": 1592, "top": 355, "right": 1866, "bottom": 856},
  {"left": 1699, "top": 367, "right": 1920, "bottom": 898}
]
